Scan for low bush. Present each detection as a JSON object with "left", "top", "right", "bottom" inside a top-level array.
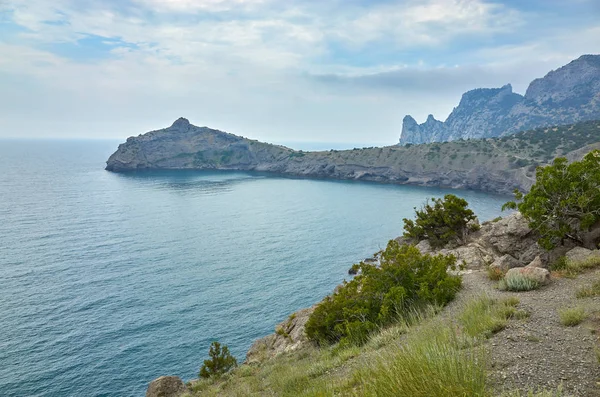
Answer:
[
  {"left": 499, "top": 273, "right": 540, "bottom": 292},
  {"left": 403, "top": 194, "right": 479, "bottom": 248},
  {"left": 305, "top": 241, "right": 461, "bottom": 346},
  {"left": 487, "top": 266, "right": 506, "bottom": 281},
  {"left": 558, "top": 306, "right": 587, "bottom": 326}
]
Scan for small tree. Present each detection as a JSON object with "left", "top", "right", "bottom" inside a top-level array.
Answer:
[
  {"left": 403, "top": 194, "right": 478, "bottom": 248},
  {"left": 503, "top": 150, "right": 600, "bottom": 250},
  {"left": 199, "top": 341, "right": 237, "bottom": 379}
]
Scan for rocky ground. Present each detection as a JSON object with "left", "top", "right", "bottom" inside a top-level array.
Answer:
[{"left": 451, "top": 269, "right": 600, "bottom": 396}]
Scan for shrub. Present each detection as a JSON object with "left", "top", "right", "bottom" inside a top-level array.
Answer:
[
  {"left": 576, "top": 279, "right": 600, "bottom": 298},
  {"left": 403, "top": 194, "right": 479, "bottom": 248},
  {"left": 305, "top": 241, "right": 461, "bottom": 346},
  {"left": 487, "top": 266, "right": 505, "bottom": 281},
  {"left": 558, "top": 306, "right": 586, "bottom": 326},
  {"left": 503, "top": 150, "right": 600, "bottom": 250},
  {"left": 199, "top": 341, "right": 238, "bottom": 379},
  {"left": 499, "top": 273, "right": 541, "bottom": 292}
]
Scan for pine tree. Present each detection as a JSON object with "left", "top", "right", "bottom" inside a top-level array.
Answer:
[{"left": 199, "top": 341, "right": 237, "bottom": 379}]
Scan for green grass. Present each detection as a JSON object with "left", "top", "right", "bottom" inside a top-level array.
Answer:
[
  {"left": 182, "top": 295, "right": 546, "bottom": 397},
  {"left": 499, "top": 273, "right": 541, "bottom": 292},
  {"left": 552, "top": 255, "right": 600, "bottom": 277},
  {"left": 458, "top": 296, "right": 521, "bottom": 338},
  {"left": 575, "top": 279, "right": 600, "bottom": 298},
  {"left": 353, "top": 322, "right": 487, "bottom": 397},
  {"left": 558, "top": 306, "right": 587, "bottom": 326}
]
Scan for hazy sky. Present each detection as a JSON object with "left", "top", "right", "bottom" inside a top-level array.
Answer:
[{"left": 1, "top": 0, "right": 599, "bottom": 144}]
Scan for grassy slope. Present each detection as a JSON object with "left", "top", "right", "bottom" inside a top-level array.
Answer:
[
  {"left": 183, "top": 296, "right": 561, "bottom": 397},
  {"left": 184, "top": 253, "right": 600, "bottom": 396}
]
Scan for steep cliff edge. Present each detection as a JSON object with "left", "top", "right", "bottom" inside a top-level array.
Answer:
[
  {"left": 399, "top": 54, "right": 600, "bottom": 145},
  {"left": 107, "top": 119, "right": 600, "bottom": 195}
]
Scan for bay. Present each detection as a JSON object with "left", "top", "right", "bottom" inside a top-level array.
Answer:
[{"left": 0, "top": 140, "right": 507, "bottom": 396}]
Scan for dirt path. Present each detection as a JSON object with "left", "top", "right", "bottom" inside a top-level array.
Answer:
[{"left": 451, "top": 269, "right": 600, "bottom": 396}]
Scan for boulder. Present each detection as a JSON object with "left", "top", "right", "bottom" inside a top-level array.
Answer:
[
  {"left": 505, "top": 266, "right": 551, "bottom": 285},
  {"left": 526, "top": 256, "right": 544, "bottom": 269},
  {"left": 415, "top": 240, "right": 433, "bottom": 254},
  {"left": 475, "top": 212, "right": 545, "bottom": 264},
  {"left": 246, "top": 306, "right": 316, "bottom": 364},
  {"left": 394, "top": 236, "right": 412, "bottom": 246},
  {"left": 146, "top": 376, "right": 186, "bottom": 397},
  {"left": 489, "top": 254, "right": 522, "bottom": 272},
  {"left": 564, "top": 247, "right": 600, "bottom": 264},
  {"left": 441, "top": 244, "right": 493, "bottom": 270}
]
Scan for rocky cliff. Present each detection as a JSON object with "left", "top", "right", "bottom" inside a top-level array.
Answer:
[
  {"left": 106, "top": 119, "right": 600, "bottom": 195},
  {"left": 399, "top": 55, "right": 600, "bottom": 145}
]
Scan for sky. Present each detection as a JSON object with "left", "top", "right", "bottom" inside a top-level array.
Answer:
[{"left": 0, "top": 0, "right": 599, "bottom": 144}]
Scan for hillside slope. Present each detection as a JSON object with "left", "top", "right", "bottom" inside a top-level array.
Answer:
[{"left": 107, "top": 119, "right": 600, "bottom": 195}]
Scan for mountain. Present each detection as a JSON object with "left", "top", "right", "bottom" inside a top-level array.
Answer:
[
  {"left": 399, "top": 55, "right": 600, "bottom": 145},
  {"left": 106, "top": 118, "right": 600, "bottom": 195}
]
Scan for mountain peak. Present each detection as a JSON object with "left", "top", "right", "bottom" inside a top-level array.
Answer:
[
  {"left": 171, "top": 117, "right": 191, "bottom": 130},
  {"left": 398, "top": 54, "right": 600, "bottom": 146}
]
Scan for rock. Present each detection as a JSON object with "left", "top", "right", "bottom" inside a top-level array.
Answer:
[
  {"left": 564, "top": 247, "right": 600, "bottom": 263},
  {"left": 474, "top": 212, "right": 545, "bottom": 263},
  {"left": 394, "top": 236, "right": 412, "bottom": 246},
  {"left": 443, "top": 244, "right": 493, "bottom": 270},
  {"left": 246, "top": 306, "right": 316, "bottom": 364},
  {"left": 146, "top": 376, "right": 186, "bottom": 397},
  {"left": 415, "top": 240, "right": 433, "bottom": 254},
  {"left": 490, "top": 254, "right": 522, "bottom": 272},
  {"left": 505, "top": 266, "right": 551, "bottom": 285},
  {"left": 526, "top": 256, "right": 544, "bottom": 268}
]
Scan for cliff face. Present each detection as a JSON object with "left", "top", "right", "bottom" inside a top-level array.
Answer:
[
  {"left": 399, "top": 55, "right": 600, "bottom": 145},
  {"left": 106, "top": 119, "right": 600, "bottom": 195}
]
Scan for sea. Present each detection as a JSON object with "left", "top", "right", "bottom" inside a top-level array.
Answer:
[{"left": 0, "top": 140, "right": 508, "bottom": 396}]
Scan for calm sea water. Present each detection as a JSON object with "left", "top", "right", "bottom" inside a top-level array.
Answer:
[{"left": 0, "top": 140, "right": 508, "bottom": 396}]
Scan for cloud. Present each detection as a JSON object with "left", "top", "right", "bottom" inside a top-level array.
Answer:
[{"left": 0, "top": 0, "right": 598, "bottom": 142}]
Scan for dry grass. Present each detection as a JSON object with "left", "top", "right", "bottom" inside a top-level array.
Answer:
[
  {"left": 558, "top": 306, "right": 587, "bottom": 326},
  {"left": 575, "top": 279, "right": 600, "bottom": 298}
]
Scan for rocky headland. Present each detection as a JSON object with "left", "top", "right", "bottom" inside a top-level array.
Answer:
[
  {"left": 399, "top": 54, "right": 600, "bottom": 145},
  {"left": 106, "top": 118, "right": 600, "bottom": 195}
]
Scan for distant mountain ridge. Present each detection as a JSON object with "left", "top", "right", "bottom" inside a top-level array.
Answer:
[{"left": 399, "top": 55, "right": 600, "bottom": 145}]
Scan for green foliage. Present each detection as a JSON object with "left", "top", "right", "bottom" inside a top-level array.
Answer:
[
  {"left": 403, "top": 194, "right": 478, "bottom": 248},
  {"left": 558, "top": 306, "right": 587, "bottom": 326},
  {"left": 199, "top": 341, "right": 238, "bottom": 379},
  {"left": 305, "top": 241, "right": 461, "bottom": 346},
  {"left": 498, "top": 273, "right": 540, "bottom": 292},
  {"left": 503, "top": 150, "right": 600, "bottom": 250}
]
